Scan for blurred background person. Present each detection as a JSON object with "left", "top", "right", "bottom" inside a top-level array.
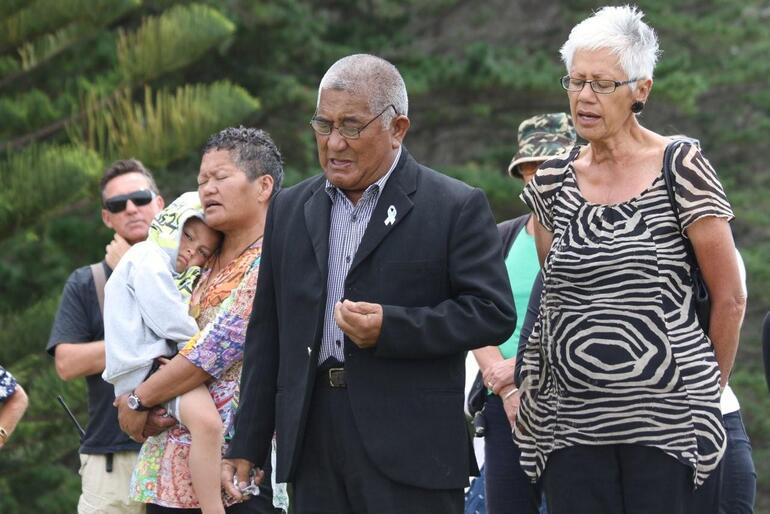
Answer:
[
  {"left": 47, "top": 159, "right": 166, "bottom": 514},
  {"left": 470, "top": 113, "right": 575, "bottom": 514}
]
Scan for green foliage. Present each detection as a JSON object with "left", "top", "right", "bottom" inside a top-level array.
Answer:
[
  {"left": 442, "top": 164, "right": 523, "bottom": 222},
  {"left": 0, "top": 55, "right": 20, "bottom": 79},
  {"left": 0, "top": 0, "right": 28, "bottom": 19},
  {"left": 117, "top": 3, "right": 236, "bottom": 84},
  {"left": 0, "top": 89, "right": 64, "bottom": 139},
  {"left": 14, "top": 23, "right": 98, "bottom": 78},
  {"left": 0, "top": 0, "right": 134, "bottom": 52},
  {"left": 0, "top": 297, "right": 60, "bottom": 363},
  {"left": 75, "top": 81, "right": 260, "bottom": 168},
  {"left": 0, "top": 145, "right": 102, "bottom": 238},
  {"left": 0, "top": 0, "right": 85, "bottom": 51}
]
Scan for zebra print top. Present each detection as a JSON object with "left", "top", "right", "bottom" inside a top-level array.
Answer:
[{"left": 513, "top": 142, "right": 734, "bottom": 487}]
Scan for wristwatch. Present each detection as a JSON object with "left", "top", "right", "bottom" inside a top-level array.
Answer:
[{"left": 127, "top": 391, "right": 150, "bottom": 411}]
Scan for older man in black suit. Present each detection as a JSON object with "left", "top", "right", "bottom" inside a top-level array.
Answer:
[{"left": 223, "top": 53, "right": 516, "bottom": 514}]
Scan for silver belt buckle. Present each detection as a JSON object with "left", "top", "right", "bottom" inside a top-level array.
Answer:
[{"left": 328, "top": 367, "right": 346, "bottom": 388}]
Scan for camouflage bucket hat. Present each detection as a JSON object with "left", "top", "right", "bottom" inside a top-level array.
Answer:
[{"left": 508, "top": 113, "right": 576, "bottom": 178}]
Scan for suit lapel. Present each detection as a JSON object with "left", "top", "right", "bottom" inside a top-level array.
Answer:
[
  {"left": 349, "top": 149, "right": 417, "bottom": 274},
  {"left": 304, "top": 178, "right": 332, "bottom": 277}
]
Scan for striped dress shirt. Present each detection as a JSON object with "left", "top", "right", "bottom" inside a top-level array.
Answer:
[{"left": 318, "top": 148, "right": 401, "bottom": 365}]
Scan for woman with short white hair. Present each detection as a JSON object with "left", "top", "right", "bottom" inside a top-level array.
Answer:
[{"left": 513, "top": 6, "right": 745, "bottom": 514}]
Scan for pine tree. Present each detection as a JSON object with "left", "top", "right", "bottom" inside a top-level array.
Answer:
[{"left": 0, "top": 2, "right": 259, "bottom": 511}]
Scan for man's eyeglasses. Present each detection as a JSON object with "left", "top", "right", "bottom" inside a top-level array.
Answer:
[
  {"left": 310, "top": 104, "right": 397, "bottom": 139},
  {"left": 561, "top": 75, "right": 641, "bottom": 94},
  {"left": 103, "top": 189, "right": 156, "bottom": 213}
]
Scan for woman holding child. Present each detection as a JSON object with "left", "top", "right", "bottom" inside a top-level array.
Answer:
[{"left": 115, "top": 127, "right": 286, "bottom": 513}]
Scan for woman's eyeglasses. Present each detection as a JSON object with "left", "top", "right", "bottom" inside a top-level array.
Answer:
[
  {"left": 561, "top": 75, "right": 641, "bottom": 94},
  {"left": 103, "top": 189, "right": 156, "bottom": 213}
]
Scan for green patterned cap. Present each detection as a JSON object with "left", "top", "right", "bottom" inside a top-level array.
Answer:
[{"left": 508, "top": 113, "right": 576, "bottom": 178}]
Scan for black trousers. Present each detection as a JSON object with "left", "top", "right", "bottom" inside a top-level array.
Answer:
[
  {"left": 543, "top": 444, "right": 693, "bottom": 514},
  {"left": 483, "top": 395, "right": 541, "bottom": 514},
  {"left": 292, "top": 368, "right": 464, "bottom": 514},
  {"left": 718, "top": 411, "right": 756, "bottom": 514}
]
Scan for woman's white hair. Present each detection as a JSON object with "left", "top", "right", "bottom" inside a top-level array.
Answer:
[
  {"left": 560, "top": 5, "right": 660, "bottom": 85},
  {"left": 317, "top": 54, "right": 408, "bottom": 126}
]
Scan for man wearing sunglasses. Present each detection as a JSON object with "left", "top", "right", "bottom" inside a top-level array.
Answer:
[{"left": 47, "top": 159, "right": 166, "bottom": 514}]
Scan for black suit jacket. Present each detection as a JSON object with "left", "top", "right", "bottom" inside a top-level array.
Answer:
[{"left": 229, "top": 149, "right": 516, "bottom": 489}]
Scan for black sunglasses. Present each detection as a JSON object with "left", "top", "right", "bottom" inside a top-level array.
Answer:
[{"left": 103, "top": 189, "right": 156, "bottom": 213}]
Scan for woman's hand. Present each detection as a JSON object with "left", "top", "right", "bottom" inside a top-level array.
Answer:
[
  {"left": 114, "top": 394, "right": 149, "bottom": 443},
  {"left": 221, "top": 458, "right": 262, "bottom": 502},
  {"left": 481, "top": 357, "right": 516, "bottom": 395},
  {"left": 499, "top": 384, "right": 521, "bottom": 430}
]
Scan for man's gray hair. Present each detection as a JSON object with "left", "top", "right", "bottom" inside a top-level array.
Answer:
[
  {"left": 560, "top": 5, "right": 660, "bottom": 88},
  {"left": 318, "top": 54, "right": 408, "bottom": 126}
]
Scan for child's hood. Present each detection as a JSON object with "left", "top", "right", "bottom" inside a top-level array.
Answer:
[{"left": 147, "top": 191, "right": 205, "bottom": 268}]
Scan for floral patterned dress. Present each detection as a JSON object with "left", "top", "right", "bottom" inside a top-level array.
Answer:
[{"left": 130, "top": 240, "right": 288, "bottom": 510}]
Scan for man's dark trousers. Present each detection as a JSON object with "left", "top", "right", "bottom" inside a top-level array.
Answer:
[{"left": 292, "top": 363, "right": 463, "bottom": 514}]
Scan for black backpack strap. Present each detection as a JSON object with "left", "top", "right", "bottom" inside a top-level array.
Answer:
[
  {"left": 90, "top": 262, "right": 107, "bottom": 316},
  {"left": 662, "top": 139, "right": 711, "bottom": 332},
  {"left": 467, "top": 370, "right": 486, "bottom": 418}
]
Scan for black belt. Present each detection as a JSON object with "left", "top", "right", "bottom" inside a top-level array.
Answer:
[{"left": 317, "top": 367, "right": 346, "bottom": 388}]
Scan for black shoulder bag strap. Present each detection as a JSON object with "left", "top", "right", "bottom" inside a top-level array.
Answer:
[{"left": 661, "top": 141, "right": 711, "bottom": 333}]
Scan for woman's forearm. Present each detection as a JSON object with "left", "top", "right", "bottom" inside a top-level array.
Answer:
[
  {"left": 472, "top": 346, "right": 504, "bottom": 373},
  {"left": 709, "top": 295, "right": 746, "bottom": 388},
  {"left": 686, "top": 217, "right": 745, "bottom": 389},
  {"left": 134, "top": 354, "right": 212, "bottom": 407}
]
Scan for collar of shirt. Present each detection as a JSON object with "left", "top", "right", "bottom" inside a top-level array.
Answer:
[{"left": 325, "top": 146, "right": 402, "bottom": 204}]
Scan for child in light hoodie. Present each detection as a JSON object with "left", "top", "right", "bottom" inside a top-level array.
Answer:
[{"left": 103, "top": 192, "right": 225, "bottom": 514}]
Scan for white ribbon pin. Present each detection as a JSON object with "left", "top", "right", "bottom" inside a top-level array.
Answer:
[{"left": 384, "top": 205, "right": 397, "bottom": 226}]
